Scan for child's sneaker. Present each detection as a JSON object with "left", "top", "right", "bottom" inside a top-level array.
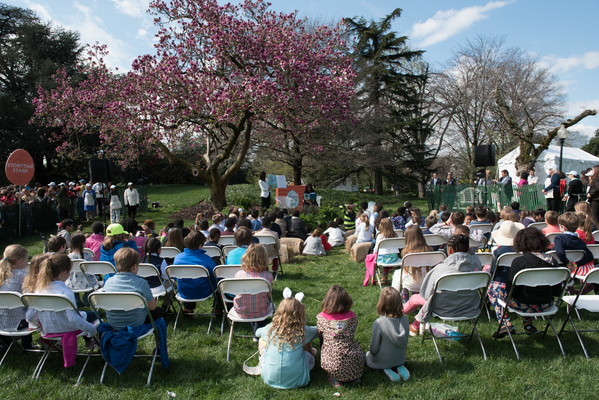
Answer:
[
  {"left": 409, "top": 321, "right": 420, "bottom": 336},
  {"left": 383, "top": 368, "right": 400, "bottom": 382},
  {"left": 396, "top": 365, "right": 410, "bottom": 381},
  {"left": 329, "top": 375, "right": 341, "bottom": 387}
]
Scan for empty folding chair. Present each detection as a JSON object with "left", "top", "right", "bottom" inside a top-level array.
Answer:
[
  {"left": 21, "top": 294, "right": 98, "bottom": 384},
  {"left": 558, "top": 268, "right": 599, "bottom": 358},
  {"left": 88, "top": 292, "right": 163, "bottom": 386},
  {"left": 213, "top": 265, "right": 243, "bottom": 335},
  {"left": 495, "top": 267, "right": 570, "bottom": 360},
  {"left": 373, "top": 238, "right": 405, "bottom": 290},
  {"left": 0, "top": 292, "right": 40, "bottom": 368},
  {"left": 165, "top": 265, "right": 216, "bottom": 332},
  {"left": 218, "top": 278, "right": 274, "bottom": 361},
  {"left": 254, "top": 234, "right": 283, "bottom": 280},
  {"left": 422, "top": 271, "right": 491, "bottom": 364}
]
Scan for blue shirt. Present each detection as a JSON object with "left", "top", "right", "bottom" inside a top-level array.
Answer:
[
  {"left": 173, "top": 248, "right": 217, "bottom": 299},
  {"left": 226, "top": 246, "right": 248, "bottom": 265},
  {"left": 102, "top": 272, "right": 154, "bottom": 330}
]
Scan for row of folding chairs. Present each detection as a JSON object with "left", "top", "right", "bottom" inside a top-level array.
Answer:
[{"left": 0, "top": 290, "right": 160, "bottom": 386}]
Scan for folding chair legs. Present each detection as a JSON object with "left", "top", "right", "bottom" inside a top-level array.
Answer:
[
  {"left": 100, "top": 361, "right": 108, "bottom": 384},
  {"left": 0, "top": 339, "right": 18, "bottom": 368},
  {"left": 147, "top": 347, "right": 158, "bottom": 386},
  {"left": 423, "top": 325, "right": 444, "bottom": 365},
  {"left": 547, "top": 319, "right": 566, "bottom": 359},
  {"left": 173, "top": 304, "right": 182, "bottom": 332},
  {"left": 471, "top": 321, "right": 488, "bottom": 361},
  {"left": 226, "top": 321, "right": 235, "bottom": 362},
  {"left": 32, "top": 341, "right": 57, "bottom": 380}
]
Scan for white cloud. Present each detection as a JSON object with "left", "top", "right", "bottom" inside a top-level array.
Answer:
[
  {"left": 137, "top": 28, "right": 148, "bottom": 39},
  {"left": 410, "top": 1, "right": 513, "bottom": 47},
  {"left": 540, "top": 52, "right": 599, "bottom": 74},
  {"left": 110, "top": 0, "right": 150, "bottom": 18},
  {"left": 567, "top": 99, "right": 599, "bottom": 119},
  {"left": 63, "top": 3, "right": 135, "bottom": 71},
  {"left": 19, "top": 0, "right": 53, "bottom": 21}
]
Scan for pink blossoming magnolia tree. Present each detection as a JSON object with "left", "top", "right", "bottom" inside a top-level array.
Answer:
[{"left": 33, "top": 0, "right": 355, "bottom": 210}]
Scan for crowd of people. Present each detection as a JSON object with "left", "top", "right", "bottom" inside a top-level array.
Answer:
[{"left": 3, "top": 176, "right": 599, "bottom": 389}]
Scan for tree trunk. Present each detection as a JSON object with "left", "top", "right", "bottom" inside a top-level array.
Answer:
[
  {"left": 418, "top": 181, "right": 425, "bottom": 198},
  {"left": 209, "top": 181, "right": 227, "bottom": 212},
  {"left": 292, "top": 158, "right": 302, "bottom": 185},
  {"left": 374, "top": 169, "right": 384, "bottom": 195}
]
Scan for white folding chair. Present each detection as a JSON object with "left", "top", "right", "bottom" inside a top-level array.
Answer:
[
  {"left": 593, "top": 230, "right": 599, "bottom": 243},
  {"left": 546, "top": 249, "right": 586, "bottom": 269},
  {"left": 254, "top": 234, "right": 283, "bottom": 280},
  {"left": 68, "top": 259, "right": 93, "bottom": 294},
  {"left": 0, "top": 292, "right": 41, "bottom": 368},
  {"left": 474, "top": 252, "right": 495, "bottom": 269},
  {"left": 138, "top": 263, "right": 172, "bottom": 299},
  {"left": 469, "top": 237, "right": 485, "bottom": 249},
  {"left": 165, "top": 265, "right": 215, "bottom": 332},
  {"left": 20, "top": 294, "right": 98, "bottom": 384},
  {"left": 203, "top": 245, "right": 223, "bottom": 264},
  {"left": 213, "top": 265, "right": 243, "bottom": 335},
  {"left": 160, "top": 247, "right": 181, "bottom": 259},
  {"left": 545, "top": 232, "right": 561, "bottom": 245},
  {"left": 424, "top": 234, "right": 448, "bottom": 247},
  {"left": 528, "top": 222, "right": 547, "bottom": 231},
  {"left": 83, "top": 248, "right": 97, "bottom": 261},
  {"left": 80, "top": 261, "right": 118, "bottom": 289},
  {"left": 222, "top": 245, "right": 238, "bottom": 261},
  {"left": 88, "top": 292, "right": 161, "bottom": 386},
  {"left": 373, "top": 238, "right": 405, "bottom": 290},
  {"left": 393, "top": 229, "right": 405, "bottom": 238},
  {"left": 558, "top": 268, "right": 599, "bottom": 358},
  {"left": 491, "top": 253, "right": 522, "bottom": 282},
  {"left": 398, "top": 252, "right": 446, "bottom": 292},
  {"left": 586, "top": 244, "right": 599, "bottom": 260},
  {"left": 422, "top": 271, "right": 491, "bottom": 364},
  {"left": 495, "top": 267, "right": 570, "bottom": 360},
  {"left": 217, "top": 278, "right": 273, "bottom": 362},
  {"left": 470, "top": 223, "right": 493, "bottom": 235},
  {"left": 218, "top": 236, "right": 236, "bottom": 246}
]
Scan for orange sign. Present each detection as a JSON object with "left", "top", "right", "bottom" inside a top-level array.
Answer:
[{"left": 5, "top": 149, "right": 35, "bottom": 186}]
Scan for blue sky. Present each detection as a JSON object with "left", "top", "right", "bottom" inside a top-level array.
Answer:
[{"left": 14, "top": 0, "right": 599, "bottom": 137}]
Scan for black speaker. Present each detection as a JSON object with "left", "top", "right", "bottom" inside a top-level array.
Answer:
[
  {"left": 474, "top": 145, "right": 495, "bottom": 167},
  {"left": 88, "top": 159, "right": 114, "bottom": 183}
]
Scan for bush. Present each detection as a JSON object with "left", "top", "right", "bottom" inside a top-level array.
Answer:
[
  {"left": 299, "top": 205, "right": 343, "bottom": 230},
  {"left": 226, "top": 184, "right": 260, "bottom": 210}
]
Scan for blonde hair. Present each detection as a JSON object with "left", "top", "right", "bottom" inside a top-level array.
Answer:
[
  {"left": 23, "top": 254, "right": 50, "bottom": 293},
  {"left": 576, "top": 211, "right": 593, "bottom": 242},
  {"left": 241, "top": 243, "right": 268, "bottom": 272},
  {"left": 377, "top": 287, "right": 403, "bottom": 318},
  {"left": 0, "top": 245, "right": 28, "bottom": 286},
  {"left": 378, "top": 218, "right": 396, "bottom": 239},
  {"left": 266, "top": 297, "right": 306, "bottom": 351},
  {"left": 102, "top": 234, "right": 129, "bottom": 251},
  {"left": 575, "top": 202, "right": 599, "bottom": 230},
  {"left": 34, "top": 254, "right": 71, "bottom": 292},
  {"left": 360, "top": 213, "right": 369, "bottom": 230},
  {"left": 401, "top": 225, "right": 433, "bottom": 281}
]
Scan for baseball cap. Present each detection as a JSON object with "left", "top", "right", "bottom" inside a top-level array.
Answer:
[{"left": 106, "top": 224, "right": 128, "bottom": 236}]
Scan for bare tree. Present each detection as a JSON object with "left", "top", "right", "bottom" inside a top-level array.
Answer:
[{"left": 430, "top": 36, "right": 567, "bottom": 176}]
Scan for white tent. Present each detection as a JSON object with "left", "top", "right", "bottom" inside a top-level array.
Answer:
[{"left": 497, "top": 145, "right": 599, "bottom": 184}]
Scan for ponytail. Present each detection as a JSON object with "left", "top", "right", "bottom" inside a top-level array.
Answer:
[{"left": 34, "top": 254, "right": 71, "bottom": 292}]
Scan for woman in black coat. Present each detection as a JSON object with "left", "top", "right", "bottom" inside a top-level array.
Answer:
[
  {"left": 587, "top": 166, "right": 599, "bottom": 222},
  {"left": 542, "top": 165, "right": 561, "bottom": 211},
  {"left": 564, "top": 171, "right": 584, "bottom": 212}
]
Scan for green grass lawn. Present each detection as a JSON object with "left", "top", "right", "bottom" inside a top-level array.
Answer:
[{"left": 1, "top": 185, "right": 598, "bottom": 399}]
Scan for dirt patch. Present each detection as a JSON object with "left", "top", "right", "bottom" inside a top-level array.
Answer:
[{"left": 167, "top": 202, "right": 214, "bottom": 221}]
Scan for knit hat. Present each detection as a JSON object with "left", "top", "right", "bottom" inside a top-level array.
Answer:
[{"left": 106, "top": 224, "right": 128, "bottom": 236}]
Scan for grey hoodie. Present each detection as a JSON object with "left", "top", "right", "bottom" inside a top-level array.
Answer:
[
  {"left": 419, "top": 251, "right": 482, "bottom": 322},
  {"left": 365, "top": 315, "right": 409, "bottom": 369}
]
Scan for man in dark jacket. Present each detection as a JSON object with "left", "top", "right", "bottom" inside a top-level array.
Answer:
[{"left": 287, "top": 210, "right": 308, "bottom": 240}]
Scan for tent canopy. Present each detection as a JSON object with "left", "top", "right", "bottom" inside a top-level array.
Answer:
[{"left": 497, "top": 145, "right": 599, "bottom": 184}]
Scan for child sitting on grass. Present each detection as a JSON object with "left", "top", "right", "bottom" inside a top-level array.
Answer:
[
  {"left": 365, "top": 287, "right": 410, "bottom": 382},
  {"left": 256, "top": 289, "right": 318, "bottom": 389},
  {"left": 303, "top": 228, "right": 326, "bottom": 256}
]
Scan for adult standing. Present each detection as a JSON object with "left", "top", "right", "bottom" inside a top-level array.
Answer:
[
  {"left": 542, "top": 165, "right": 561, "bottom": 211},
  {"left": 443, "top": 172, "right": 457, "bottom": 185},
  {"left": 564, "top": 171, "right": 584, "bottom": 212},
  {"left": 495, "top": 170, "right": 513, "bottom": 204},
  {"left": 429, "top": 173, "right": 441, "bottom": 186},
  {"left": 587, "top": 166, "right": 599, "bottom": 222},
  {"left": 527, "top": 169, "right": 538, "bottom": 185},
  {"left": 124, "top": 182, "right": 140, "bottom": 219},
  {"left": 92, "top": 182, "right": 106, "bottom": 217},
  {"left": 259, "top": 171, "right": 271, "bottom": 210}
]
